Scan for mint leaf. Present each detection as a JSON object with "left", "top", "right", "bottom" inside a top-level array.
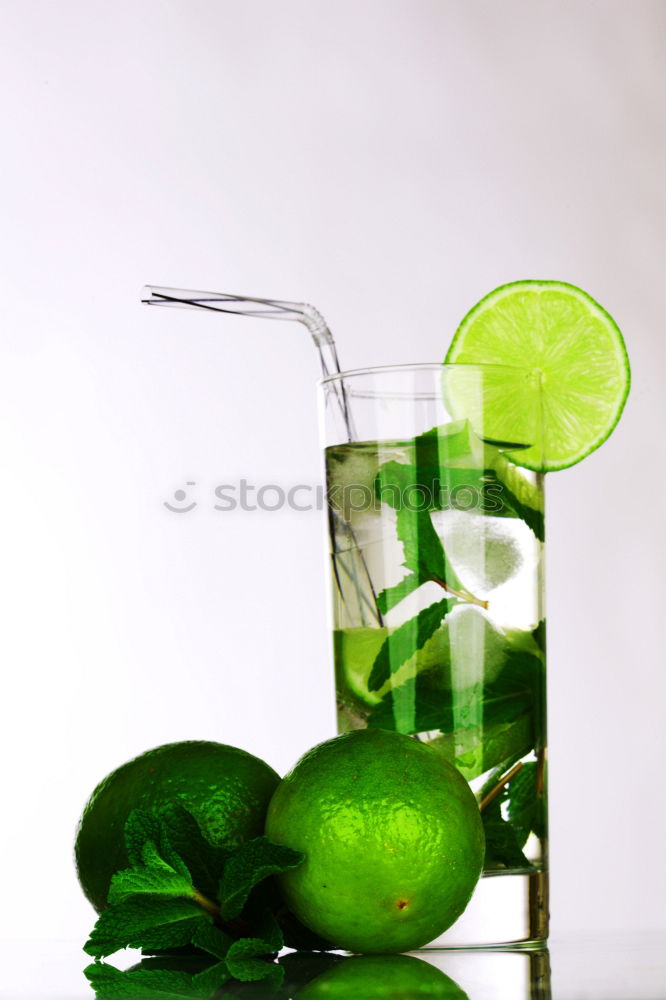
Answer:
[
  {"left": 124, "top": 809, "right": 190, "bottom": 880},
  {"left": 481, "top": 651, "right": 545, "bottom": 731},
  {"left": 506, "top": 761, "right": 547, "bottom": 847},
  {"left": 412, "top": 421, "right": 545, "bottom": 543},
  {"left": 376, "top": 464, "right": 467, "bottom": 596},
  {"left": 218, "top": 837, "right": 304, "bottom": 920},
  {"left": 368, "top": 598, "right": 453, "bottom": 691},
  {"left": 439, "top": 715, "right": 534, "bottom": 783},
  {"left": 377, "top": 460, "right": 491, "bottom": 515},
  {"left": 492, "top": 468, "right": 544, "bottom": 542},
  {"left": 223, "top": 909, "right": 284, "bottom": 988},
  {"left": 482, "top": 797, "right": 530, "bottom": 869},
  {"left": 84, "top": 960, "right": 228, "bottom": 999},
  {"left": 192, "top": 961, "right": 232, "bottom": 994},
  {"left": 394, "top": 506, "right": 470, "bottom": 601},
  {"left": 369, "top": 675, "right": 452, "bottom": 733},
  {"left": 125, "top": 809, "right": 162, "bottom": 864},
  {"left": 246, "top": 905, "right": 284, "bottom": 951},
  {"left": 532, "top": 619, "right": 546, "bottom": 652},
  {"left": 369, "top": 648, "right": 543, "bottom": 763},
  {"left": 480, "top": 760, "right": 546, "bottom": 870},
  {"left": 226, "top": 938, "right": 283, "bottom": 989},
  {"left": 376, "top": 421, "right": 545, "bottom": 541},
  {"left": 109, "top": 840, "right": 196, "bottom": 905},
  {"left": 160, "top": 805, "right": 232, "bottom": 902},
  {"left": 84, "top": 897, "right": 209, "bottom": 959},
  {"left": 377, "top": 571, "right": 423, "bottom": 615},
  {"left": 191, "top": 922, "right": 233, "bottom": 961},
  {"left": 368, "top": 670, "right": 474, "bottom": 735},
  {"left": 137, "top": 917, "right": 213, "bottom": 955},
  {"left": 396, "top": 507, "right": 449, "bottom": 582}
]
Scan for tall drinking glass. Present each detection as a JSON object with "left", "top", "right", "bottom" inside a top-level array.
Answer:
[{"left": 320, "top": 364, "right": 547, "bottom": 948}]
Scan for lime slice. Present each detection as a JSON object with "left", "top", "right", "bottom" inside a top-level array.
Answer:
[
  {"left": 444, "top": 280, "right": 631, "bottom": 471},
  {"left": 334, "top": 625, "right": 446, "bottom": 709},
  {"left": 335, "top": 627, "right": 391, "bottom": 707},
  {"left": 335, "top": 607, "right": 513, "bottom": 709}
]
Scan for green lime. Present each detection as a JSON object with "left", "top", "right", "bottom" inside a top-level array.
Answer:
[
  {"left": 296, "top": 954, "right": 469, "bottom": 999},
  {"left": 265, "top": 729, "right": 484, "bottom": 954},
  {"left": 444, "top": 280, "right": 630, "bottom": 471},
  {"left": 75, "top": 740, "right": 279, "bottom": 912}
]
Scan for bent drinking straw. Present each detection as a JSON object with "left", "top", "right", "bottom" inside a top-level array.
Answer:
[
  {"left": 141, "top": 285, "right": 353, "bottom": 433},
  {"left": 142, "top": 284, "right": 381, "bottom": 624}
]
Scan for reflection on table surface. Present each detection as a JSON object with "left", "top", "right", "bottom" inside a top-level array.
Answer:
[
  {"left": 1, "top": 933, "right": 664, "bottom": 1000},
  {"left": 83, "top": 949, "right": 548, "bottom": 999}
]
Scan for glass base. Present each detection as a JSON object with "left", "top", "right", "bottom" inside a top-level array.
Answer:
[
  {"left": 427, "top": 868, "right": 549, "bottom": 949},
  {"left": 413, "top": 947, "right": 552, "bottom": 1000}
]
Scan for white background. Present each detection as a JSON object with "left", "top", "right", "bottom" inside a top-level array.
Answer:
[{"left": 1, "top": 0, "right": 664, "bottom": 991}]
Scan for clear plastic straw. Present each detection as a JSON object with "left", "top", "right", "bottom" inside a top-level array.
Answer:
[
  {"left": 141, "top": 286, "right": 354, "bottom": 436},
  {"left": 142, "top": 284, "right": 379, "bottom": 617},
  {"left": 142, "top": 285, "right": 344, "bottom": 373}
]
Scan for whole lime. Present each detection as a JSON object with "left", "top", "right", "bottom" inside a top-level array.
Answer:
[
  {"left": 295, "top": 954, "right": 470, "bottom": 999},
  {"left": 265, "top": 729, "right": 484, "bottom": 954},
  {"left": 75, "top": 740, "right": 280, "bottom": 911}
]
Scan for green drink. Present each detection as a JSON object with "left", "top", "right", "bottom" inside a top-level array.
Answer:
[{"left": 322, "top": 366, "right": 548, "bottom": 946}]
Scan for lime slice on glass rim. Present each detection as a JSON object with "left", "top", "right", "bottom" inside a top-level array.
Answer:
[{"left": 444, "top": 280, "right": 631, "bottom": 471}]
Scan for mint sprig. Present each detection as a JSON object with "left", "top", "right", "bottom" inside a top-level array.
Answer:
[{"left": 84, "top": 808, "right": 305, "bottom": 996}]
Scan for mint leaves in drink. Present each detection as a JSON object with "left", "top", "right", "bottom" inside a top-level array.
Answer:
[
  {"left": 368, "top": 597, "right": 454, "bottom": 691},
  {"left": 331, "top": 418, "right": 547, "bottom": 867},
  {"left": 84, "top": 808, "right": 306, "bottom": 995}
]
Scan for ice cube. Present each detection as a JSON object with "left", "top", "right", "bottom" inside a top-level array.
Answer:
[
  {"left": 432, "top": 509, "right": 523, "bottom": 593},
  {"left": 446, "top": 604, "right": 509, "bottom": 689}
]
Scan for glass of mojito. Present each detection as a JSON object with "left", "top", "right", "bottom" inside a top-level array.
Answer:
[
  {"left": 320, "top": 363, "right": 548, "bottom": 947},
  {"left": 143, "top": 278, "right": 629, "bottom": 950}
]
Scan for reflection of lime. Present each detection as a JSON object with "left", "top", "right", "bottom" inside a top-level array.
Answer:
[
  {"left": 296, "top": 954, "right": 469, "bottom": 999},
  {"left": 265, "top": 730, "right": 484, "bottom": 954},
  {"left": 75, "top": 741, "right": 279, "bottom": 911},
  {"left": 445, "top": 280, "right": 630, "bottom": 471}
]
